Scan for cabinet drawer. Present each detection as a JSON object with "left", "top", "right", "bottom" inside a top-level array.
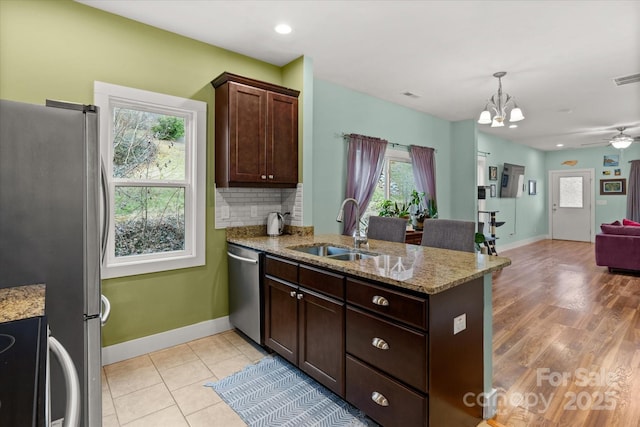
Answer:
[
  {"left": 265, "top": 255, "right": 298, "bottom": 283},
  {"left": 346, "top": 355, "right": 427, "bottom": 427},
  {"left": 346, "top": 278, "right": 428, "bottom": 330},
  {"left": 299, "top": 264, "right": 344, "bottom": 299},
  {"left": 347, "top": 307, "right": 427, "bottom": 392}
]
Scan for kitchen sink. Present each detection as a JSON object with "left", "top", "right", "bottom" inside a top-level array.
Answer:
[
  {"left": 326, "top": 252, "right": 376, "bottom": 261},
  {"left": 288, "top": 243, "right": 378, "bottom": 261}
]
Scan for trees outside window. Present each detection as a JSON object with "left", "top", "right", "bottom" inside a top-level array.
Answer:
[{"left": 95, "top": 82, "right": 206, "bottom": 279}]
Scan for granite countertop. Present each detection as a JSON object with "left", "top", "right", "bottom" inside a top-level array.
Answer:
[
  {"left": 227, "top": 233, "right": 511, "bottom": 295},
  {"left": 0, "top": 284, "right": 46, "bottom": 323}
]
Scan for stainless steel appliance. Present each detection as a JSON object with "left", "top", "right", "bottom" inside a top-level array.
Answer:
[
  {"left": 227, "top": 243, "right": 262, "bottom": 344},
  {"left": 0, "top": 99, "right": 110, "bottom": 426},
  {"left": 267, "top": 212, "right": 284, "bottom": 236}
]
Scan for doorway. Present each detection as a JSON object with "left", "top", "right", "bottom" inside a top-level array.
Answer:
[{"left": 549, "top": 169, "right": 594, "bottom": 242}]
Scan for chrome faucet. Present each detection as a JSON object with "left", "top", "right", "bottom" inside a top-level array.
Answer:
[{"left": 336, "top": 198, "right": 368, "bottom": 249}]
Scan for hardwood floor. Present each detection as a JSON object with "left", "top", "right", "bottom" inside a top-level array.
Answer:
[{"left": 491, "top": 239, "right": 640, "bottom": 427}]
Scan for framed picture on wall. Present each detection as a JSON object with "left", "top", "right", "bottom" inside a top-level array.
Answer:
[
  {"left": 489, "top": 166, "right": 498, "bottom": 181},
  {"left": 599, "top": 179, "right": 626, "bottom": 195},
  {"left": 603, "top": 155, "right": 619, "bottom": 167}
]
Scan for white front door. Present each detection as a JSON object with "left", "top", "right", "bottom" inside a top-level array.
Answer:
[{"left": 549, "top": 169, "right": 594, "bottom": 242}]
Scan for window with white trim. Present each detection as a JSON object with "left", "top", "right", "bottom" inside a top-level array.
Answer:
[
  {"left": 95, "top": 82, "right": 206, "bottom": 279},
  {"left": 364, "top": 148, "right": 414, "bottom": 220}
]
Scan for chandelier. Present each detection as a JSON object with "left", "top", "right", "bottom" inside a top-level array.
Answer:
[
  {"left": 477, "top": 71, "right": 525, "bottom": 127},
  {"left": 610, "top": 127, "right": 633, "bottom": 149}
]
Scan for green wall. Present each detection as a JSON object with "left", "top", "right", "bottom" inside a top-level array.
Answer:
[
  {"left": 450, "top": 120, "right": 479, "bottom": 221},
  {"left": 312, "top": 79, "right": 452, "bottom": 234},
  {"left": 0, "top": 0, "right": 303, "bottom": 346},
  {"left": 545, "top": 144, "right": 640, "bottom": 226},
  {"left": 478, "top": 132, "right": 547, "bottom": 246}
]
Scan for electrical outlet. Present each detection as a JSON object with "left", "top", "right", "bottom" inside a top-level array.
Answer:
[
  {"left": 251, "top": 205, "right": 258, "bottom": 217},
  {"left": 453, "top": 313, "right": 466, "bottom": 335},
  {"left": 221, "top": 206, "right": 230, "bottom": 219}
]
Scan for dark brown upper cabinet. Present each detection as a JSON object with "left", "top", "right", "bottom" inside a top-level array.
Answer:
[{"left": 212, "top": 72, "right": 300, "bottom": 187}]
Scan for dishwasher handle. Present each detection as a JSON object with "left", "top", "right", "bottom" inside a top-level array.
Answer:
[{"left": 227, "top": 251, "right": 259, "bottom": 264}]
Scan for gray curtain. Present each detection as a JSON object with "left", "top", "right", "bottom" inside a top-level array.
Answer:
[
  {"left": 627, "top": 160, "right": 640, "bottom": 222},
  {"left": 343, "top": 134, "right": 388, "bottom": 236},
  {"left": 410, "top": 145, "right": 437, "bottom": 207}
]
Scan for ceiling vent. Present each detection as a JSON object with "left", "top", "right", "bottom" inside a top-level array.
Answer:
[
  {"left": 402, "top": 91, "right": 420, "bottom": 99},
  {"left": 613, "top": 73, "right": 640, "bottom": 86}
]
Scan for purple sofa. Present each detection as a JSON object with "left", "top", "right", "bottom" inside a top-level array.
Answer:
[{"left": 595, "top": 222, "right": 640, "bottom": 272}]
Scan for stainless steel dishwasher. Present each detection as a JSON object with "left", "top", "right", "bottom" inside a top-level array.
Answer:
[{"left": 227, "top": 243, "right": 263, "bottom": 344}]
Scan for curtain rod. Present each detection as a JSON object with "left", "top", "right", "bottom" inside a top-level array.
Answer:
[{"left": 340, "top": 133, "right": 437, "bottom": 152}]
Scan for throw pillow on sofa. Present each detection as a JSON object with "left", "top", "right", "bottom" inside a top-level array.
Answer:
[{"left": 622, "top": 218, "right": 640, "bottom": 226}]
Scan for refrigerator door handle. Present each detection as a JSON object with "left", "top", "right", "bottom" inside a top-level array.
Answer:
[
  {"left": 101, "top": 294, "right": 111, "bottom": 326},
  {"left": 49, "top": 335, "right": 80, "bottom": 427},
  {"left": 100, "top": 157, "right": 110, "bottom": 264}
]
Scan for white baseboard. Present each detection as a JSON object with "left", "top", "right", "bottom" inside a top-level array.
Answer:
[
  {"left": 483, "top": 387, "right": 498, "bottom": 419},
  {"left": 102, "top": 316, "right": 233, "bottom": 366},
  {"left": 498, "top": 234, "right": 549, "bottom": 252}
]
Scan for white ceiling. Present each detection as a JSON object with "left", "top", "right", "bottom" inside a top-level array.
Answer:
[{"left": 78, "top": 0, "right": 640, "bottom": 151}]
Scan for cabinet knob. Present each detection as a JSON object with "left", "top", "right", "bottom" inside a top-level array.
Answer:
[
  {"left": 261, "top": 175, "right": 267, "bottom": 180},
  {"left": 268, "top": 175, "right": 274, "bottom": 179},
  {"left": 371, "top": 337, "right": 389, "bottom": 350},
  {"left": 290, "top": 290, "right": 296, "bottom": 298},
  {"left": 371, "top": 391, "right": 389, "bottom": 407},
  {"left": 372, "top": 295, "right": 389, "bottom": 306},
  {"left": 297, "top": 293, "right": 304, "bottom": 300}
]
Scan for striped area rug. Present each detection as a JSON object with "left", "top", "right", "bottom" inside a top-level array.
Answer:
[{"left": 205, "top": 356, "right": 376, "bottom": 427}]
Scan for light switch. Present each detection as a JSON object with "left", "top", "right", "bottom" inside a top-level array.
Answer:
[
  {"left": 221, "top": 206, "right": 230, "bottom": 219},
  {"left": 453, "top": 313, "right": 466, "bottom": 335},
  {"left": 596, "top": 200, "right": 607, "bottom": 205}
]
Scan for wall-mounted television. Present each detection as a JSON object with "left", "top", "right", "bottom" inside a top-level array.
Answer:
[{"left": 500, "top": 163, "right": 525, "bottom": 198}]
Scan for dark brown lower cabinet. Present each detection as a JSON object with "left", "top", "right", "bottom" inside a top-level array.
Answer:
[
  {"left": 298, "top": 288, "right": 345, "bottom": 396},
  {"left": 264, "top": 270, "right": 345, "bottom": 396},
  {"left": 264, "top": 277, "right": 298, "bottom": 364},
  {"left": 263, "top": 255, "right": 484, "bottom": 427},
  {"left": 346, "top": 355, "right": 426, "bottom": 427}
]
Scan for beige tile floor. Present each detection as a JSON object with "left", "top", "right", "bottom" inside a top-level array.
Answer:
[
  {"left": 102, "top": 330, "right": 267, "bottom": 426},
  {"left": 102, "top": 329, "right": 493, "bottom": 427}
]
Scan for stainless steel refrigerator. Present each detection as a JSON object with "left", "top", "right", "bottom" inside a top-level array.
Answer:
[{"left": 0, "top": 99, "right": 108, "bottom": 426}]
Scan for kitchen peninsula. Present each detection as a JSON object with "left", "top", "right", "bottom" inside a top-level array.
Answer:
[{"left": 227, "top": 231, "right": 510, "bottom": 427}]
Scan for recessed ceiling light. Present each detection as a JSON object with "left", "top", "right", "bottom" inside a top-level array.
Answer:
[
  {"left": 556, "top": 143, "right": 564, "bottom": 147},
  {"left": 509, "top": 124, "right": 518, "bottom": 129},
  {"left": 275, "top": 24, "right": 292, "bottom": 34}
]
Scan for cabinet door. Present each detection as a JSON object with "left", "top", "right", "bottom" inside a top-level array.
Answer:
[
  {"left": 229, "top": 83, "right": 267, "bottom": 183},
  {"left": 267, "top": 92, "right": 298, "bottom": 184},
  {"left": 264, "top": 277, "right": 298, "bottom": 364},
  {"left": 298, "top": 288, "right": 345, "bottom": 397}
]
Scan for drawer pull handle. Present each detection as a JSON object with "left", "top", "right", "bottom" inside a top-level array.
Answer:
[
  {"left": 372, "top": 295, "right": 389, "bottom": 306},
  {"left": 371, "top": 337, "right": 389, "bottom": 350},
  {"left": 268, "top": 175, "right": 274, "bottom": 179},
  {"left": 371, "top": 391, "right": 389, "bottom": 407},
  {"left": 261, "top": 175, "right": 267, "bottom": 179},
  {"left": 297, "top": 293, "right": 304, "bottom": 300},
  {"left": 290, "top": 291, "right": 297, "bottom": 298}
]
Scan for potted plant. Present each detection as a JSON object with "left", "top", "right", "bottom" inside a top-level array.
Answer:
[
  {"left": 378, "top": 199, "right": 396, "bottom": 217},
  {"left": 409, "top": 190, "right": 426, "bottom": 230},
  {"left": 475, "top": 232, "right": 487, "bottom": 254}
]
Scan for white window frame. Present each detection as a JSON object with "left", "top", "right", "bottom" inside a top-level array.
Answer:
[
  {"left": 95, "top": 81, "right": 206, "bottom": 279},
  {"left": 380, "top": 148, "right": 412, "bottom": 199}
]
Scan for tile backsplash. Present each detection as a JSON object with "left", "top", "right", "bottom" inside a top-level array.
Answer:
[{"left": 215, "top": 184, "right": 303, "bottom": 229}]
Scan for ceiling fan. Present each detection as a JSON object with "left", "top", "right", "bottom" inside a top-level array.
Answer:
[{"left": 581, "top": 126, "right": 640, "bottom": 149}]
